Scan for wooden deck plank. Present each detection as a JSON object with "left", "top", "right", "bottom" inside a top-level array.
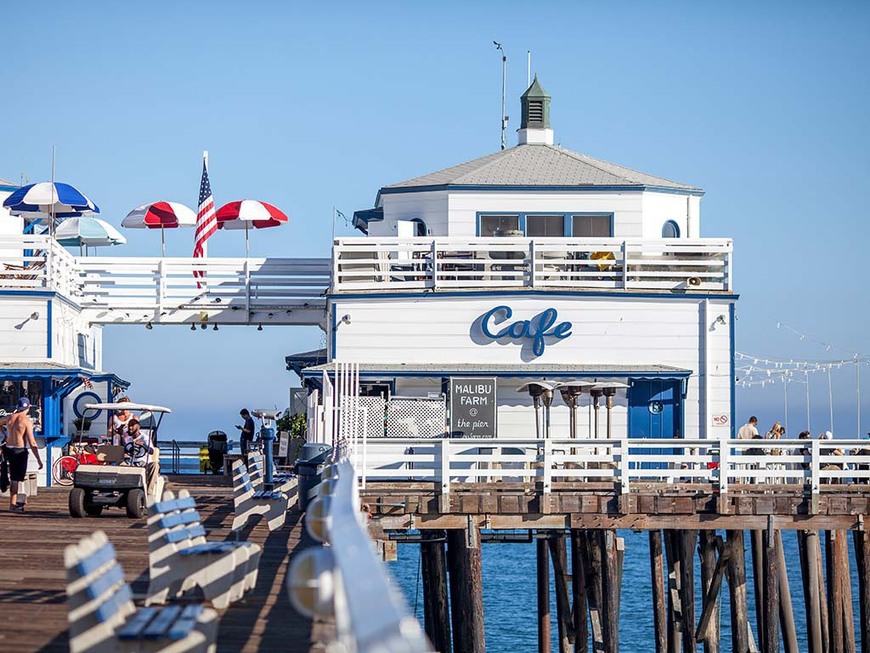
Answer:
[{"left": 0, "top": 475, "right": 332, "bottom": 652}]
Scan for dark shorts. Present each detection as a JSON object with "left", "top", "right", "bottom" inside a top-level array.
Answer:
[{"left": 5, "top": 447, "right": 29, "bottom": 482}]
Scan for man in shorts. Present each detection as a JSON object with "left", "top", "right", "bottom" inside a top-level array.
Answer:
[{"left": 4, "top": 398, "right": 43, "bottom": 512}]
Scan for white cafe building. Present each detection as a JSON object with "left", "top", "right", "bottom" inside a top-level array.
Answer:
[{"left": 289, "top": 78, "right": 736, "bottom": 447}]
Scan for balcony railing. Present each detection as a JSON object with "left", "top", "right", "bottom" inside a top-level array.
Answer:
[{"left": 333, "top": 236, "right": 733, "bottom": 292}]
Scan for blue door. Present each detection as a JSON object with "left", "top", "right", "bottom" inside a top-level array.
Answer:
[{"left": 628, "top": 379, "right": 682, "bottom": 468}]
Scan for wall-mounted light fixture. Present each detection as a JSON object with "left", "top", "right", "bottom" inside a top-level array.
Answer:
[
  {"left": 190, "top": 324, "right": 196, "bottom": 331},
  {"left": 339, "top": 314, "right": 351, "bottom": 326},
  {"left": 715, "top": 314, "right": 727, "bottom": 326},
  {"left": 30, "top": 312, "right": 39, "bottom": 320},
  {"left": 257, "top": 324, "right": 263, "bottom": 331},
  {"left": 213, "top": 324, "right": 219, "bottom": 331},
  {"left": 145, "top": 322, "right": 153, "bottom": 330}
]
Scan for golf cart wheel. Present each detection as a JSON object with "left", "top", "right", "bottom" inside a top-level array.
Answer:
[
  {"left": 126, "top": 488, "right": 146, "bottom": 519},
  {"left": 84, "top": 501, "right": 103, "bottom": 517},
  {"left": 69, "top": 488, "right": 86, "bottom": 518}
]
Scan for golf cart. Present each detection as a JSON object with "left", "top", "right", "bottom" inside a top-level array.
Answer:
[{"left": 67, "top": 402, "right": 171, "bottom": 519}]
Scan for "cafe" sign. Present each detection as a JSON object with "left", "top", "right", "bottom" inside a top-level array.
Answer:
[{"left": 479, "top": 305, "right": 573, "bottom": 356}]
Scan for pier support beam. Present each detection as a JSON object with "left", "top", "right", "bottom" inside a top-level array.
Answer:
[
  {"left": 763, "top": 527, "right": 780, "bottom": 653},
  {"left": 422, "top": 530, "right": 451, "bottom": 653},
  {"left": 697, "top": 530, "right": 720, "bottom": 653},
  {"left": 855, "top": 529, "right": 870, "bottom": 653},
  {"left": 725, "top": 530, "right": 750, "bottom": 653},
  {"left": 583, "top": 530, "right": 605, "bottom": 652},
  {"left": 678, "top": 530, "right": 697, "bottom": 653},
  {"left": 833, "top": 530, "right": 856, "bottom": 653},
  {"left": 798, "top": 530, "right": 824, "bottom": 653},
  {"left": 570, "top": 530, "right": 589, "bottom": 653},
  {"left": 775, "top": 531, "right": 798, "bottom": 653},
  {"left": 750, "top": 530, "right": 766, "bottom": 652},
  {"left": 447, "top": 522, "right": 485, "bottom": 653},
  {"left": 601, "top": 530, "right": 620, "bottom": 653},
  {"left": 826, "top": 531, "right": 844, "bottom": 653},
  {"left": 538, "top": 537, "right": 551, "bottom": 653},
  {"left": 650, "top": 530, "right": 668, "bottom": 653},
  {"left": 549, "top": 534, "right": 574, "bottom": 653},
  {"left": 664, "top": 530, "right": 683, "bottom": 653}
]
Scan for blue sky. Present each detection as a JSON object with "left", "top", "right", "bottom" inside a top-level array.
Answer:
[{"left": 2, "top": 1, "right": 868, "bottom": 440}]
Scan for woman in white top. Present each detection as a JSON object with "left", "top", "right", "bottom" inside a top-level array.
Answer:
[{"left": 111, "top": 398, "right": 133, "bottom": 446}]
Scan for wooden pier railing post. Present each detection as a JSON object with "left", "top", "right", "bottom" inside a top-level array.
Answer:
[
  {"left": 797, "top": 530, "right": 824, "bottom": 653},
  {"left": 650, "top": 530, "right": 668, "bottom": 653},
  {"left": 570, "top": 530, "right": 589, "bottom": 653},
  {"left": 439, "top": 439, "right": 451, "bottom": 513},
  {"left": 538, "top": 536, "right": 551, "bottom": 653},
  {"left": 775, "top": 531, "right": 798, "bottom": 653},
  {"left": 724, "top": 530, "right": 750, "bottom": 653},
  {"left": 447, "top": 521, "right": 485, "bottom": 653},
  {"left": 421, "top": 530, "right": 451, "bottom": 653},
  {"left": 854, "top": 528, "right": 870, "bottom": 653}
]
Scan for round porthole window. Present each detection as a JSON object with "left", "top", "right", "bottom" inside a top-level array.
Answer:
[{"left": 648, "top": 400, "right": 664, "bottom": 415}]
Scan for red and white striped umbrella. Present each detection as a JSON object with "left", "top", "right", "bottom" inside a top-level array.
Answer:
[
  {"left": 215, "top": 200, "right": 288, "bottom": 256},
  {"left": 121, "top": 201, "right": 196, "bottom": 255}
]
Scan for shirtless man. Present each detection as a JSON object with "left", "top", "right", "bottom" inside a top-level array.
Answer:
[{"left": 4, "top": 398, "right": 43, "bottom": 512}]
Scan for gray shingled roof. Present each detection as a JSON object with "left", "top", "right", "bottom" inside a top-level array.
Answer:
[{"left": 385, "top": 143, "right": 699, "bottom": 191}]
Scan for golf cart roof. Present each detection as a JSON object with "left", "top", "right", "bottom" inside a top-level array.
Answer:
[{"left": 84, "top": 402, "right": 172, "bottom": 414}]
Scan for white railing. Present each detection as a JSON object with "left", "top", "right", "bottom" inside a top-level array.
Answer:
[
  {"left": 0, "top": 235, "right": 79, "bottom": 296},
  {"left": 333, "top": 236, "right": 733, "bottom": 292},
  {"left": 296, "top": 458, "right": 433, "bottom": 652},
  {"left": 357, "top": 437, "right": 870, "bottom": 506}
]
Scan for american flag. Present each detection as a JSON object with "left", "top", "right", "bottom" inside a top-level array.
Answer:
[
  {"left": 193, "top": 152, "right": 217, "bottom": 280},
  {"left": 81, "top": 376, "right": 93, "bottom": 389}
]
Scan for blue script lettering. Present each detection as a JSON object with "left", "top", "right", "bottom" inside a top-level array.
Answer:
[{"left": 480, "top": 305, "right": 573, "bottom": 356}]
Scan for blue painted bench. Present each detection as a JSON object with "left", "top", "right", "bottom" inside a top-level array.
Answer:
[
  {"left": 65, "top": 530, "right": 218, "bottom": 652},
  {"left": 146, "top": 489, "right": 261, "bottom": 609},
  {"left": 232, "top": 459, "right": 297, "bottom": 531}
]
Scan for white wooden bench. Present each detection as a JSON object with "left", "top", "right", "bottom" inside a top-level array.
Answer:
[
  {"left": 246, "top": 452, "right": 296, "bottom": 490},
  {"left": 66, "top": 530, "right": 218, "bottom": 653},
  {"left": 231, "top": 459, "right": 297, "bottom": 531},
  {"left": 146, "top": 490, "right": 261, "bottom": 609}
]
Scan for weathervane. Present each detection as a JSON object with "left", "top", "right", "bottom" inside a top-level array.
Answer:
[{"left": 493, "top": 41, "right": 508, "bottom": 150}]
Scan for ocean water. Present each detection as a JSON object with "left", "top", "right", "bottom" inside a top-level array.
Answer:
[{"left": 388, "top": 530, "right": 864, "bottom": 652}]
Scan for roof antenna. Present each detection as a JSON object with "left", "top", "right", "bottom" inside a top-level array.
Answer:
[
  {"left": 527, "top": 50, "right": 531, "bottom": 87},
  {"left": 493, "top": 41, "right": 508, "bottom": 150}
]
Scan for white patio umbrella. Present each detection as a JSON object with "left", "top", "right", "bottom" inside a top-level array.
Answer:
[
  {"left": 54, "top": 216, "right": 126, "bottom": 255},
  {"left": 122, "top": 202, "right": 196, "bottom": 255}
]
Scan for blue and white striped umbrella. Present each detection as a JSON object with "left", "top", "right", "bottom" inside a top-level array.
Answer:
[
  {"left": 2, "top": 181, "right": 99, "bottom": 219},
  {"left": 54, "top": 217, "right": 126, "bottom": 249}
]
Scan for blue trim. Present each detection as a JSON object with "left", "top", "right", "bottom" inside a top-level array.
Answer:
[
  {"left": 46, "top": 299, "right": 52, "bottom": 358},
  {"left": 377, "top": 184, "right": 705, "bottom": 205},
  {"left": 662, "top": 220, "right": 681, "bottom": 238},
  {"left": 302, "top": 368, "right": 692, "bottom": 381},
  {"left": 0, "top": 184, "right": 20, "bottom": 192},
  {"left": 729, "top": 302, "right": 736, "bottom": 439},
  {"left": 475, "top": 211, "right": 616, "bottom": 238},
  {"left": 329, "top": 289, "right": 740, "bottom": 302},
  {"left": 73, "top": 391, "right": 102, "bottom": 418}
]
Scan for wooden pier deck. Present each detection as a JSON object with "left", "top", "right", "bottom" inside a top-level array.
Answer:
[{"left": 0, "top": 475, "right": 334, "bottom": 653}]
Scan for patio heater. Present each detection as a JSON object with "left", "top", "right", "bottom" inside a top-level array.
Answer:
[
  {"left": 517, "top": 381, "right": 559, "bottom": 439},
  {"left": 557, "top": 382, "right": 596, "bottom": 439},
  {"left": 591, "top": 382, "right": 630, "bottom": 439}
]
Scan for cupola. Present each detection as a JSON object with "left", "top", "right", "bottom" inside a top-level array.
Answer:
[{"left": 518, "top": 76, "right": 554, "bottom": 145}]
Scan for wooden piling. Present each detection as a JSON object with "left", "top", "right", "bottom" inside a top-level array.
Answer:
[
  {"left": 664, "top": 530, "right": 683, "bottom": 653},
  {"left": 570, "top": 530, "right": 588, "bottom": 653},
  {"left": 833, "top": 530, "right": 856, "bottom": 653},
  {"left": 725, "top": 530, "right": 750, "bottom": 653},
  {"left": 855, "top": 529, "right": 870, "bottom": 653},
  {"left": 650, "top": 530, "right": 668, "bottom": 653},
  {"left": 827, "top": 531, "right": 844, "bottom": 653},
  {"left": 447, "top": 524, "right": 485, "bottom": 653},
  {"left": 601, "top": 530, "right": 620, "bottom": 653},
  {"left": 538, "top": 537, "right": 552, "bottom": 653},
  {"left": 697, "top": 530, "right": 720, "bottom": 653},
  {"left": 582, "top": 530, "right": 605, "bottom": 652},
  {"left": 774, "top": 531, "right": 798, "bottom": 653},
  {"left": 797, "top": 530, "right": 824, "bottom": 653},
  {"left": 678, "top": 530, "right": 697, "bottom": 653},
  {"left": 817, "top": 530, "right": 831, "bottom": 653},
  {"left": 750, "top": 530, "right": 766, "bottom": 652},
  {"left": 421, "top": 530, "right": 452, "bottom": 653},
  {"left": 762, "top": 528, "right": 780, "bottom": 653},
  {"left": 549, "top": 535, "right": 574, "bottom": 653}
]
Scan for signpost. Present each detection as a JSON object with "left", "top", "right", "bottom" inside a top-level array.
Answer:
[{"left": 449, "top": 377, "right": 497, "bottom": 438}]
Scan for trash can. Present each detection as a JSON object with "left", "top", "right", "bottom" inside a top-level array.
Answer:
[
  {"left": 294, "top": 443, "right": 332, "bottom": 511},
  {"left": 206, "top": 431, "right": 228, "bottom": 476}
]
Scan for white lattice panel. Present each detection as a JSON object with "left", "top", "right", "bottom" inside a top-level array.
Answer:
[
  {"left": 359, "top": 396, "right": 386, "bottom": 438},
  {"left": 386, "top": 399, "right": 446, "bottom": 439}
]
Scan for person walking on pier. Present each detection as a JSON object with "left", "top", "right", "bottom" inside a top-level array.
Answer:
[
  {"left": 737, "top": 415, "right": 759, "bottom": 439},
  {"left": 236, "top": 408, "right": 256, "bottom": 457},
  {"left": 3, "top": 398, "right": 43, "bottom": 512}
]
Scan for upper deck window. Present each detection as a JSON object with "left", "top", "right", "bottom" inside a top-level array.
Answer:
[
  {"left": 479, "top": 214, "right": 520, "bottom": 237},
  {"left": 572, "top": 214, "right": 612, "bottom": 237},
  {"left": 527, "top": 214, "right": 564, "bottom": 237},
  {"left": 478, "top": 213, "right": 613, "bottom": 237}
]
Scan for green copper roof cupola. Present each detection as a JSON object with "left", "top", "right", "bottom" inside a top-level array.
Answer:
[{"left": 518, "top": 76, "right": 554, "bottom": 145}]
